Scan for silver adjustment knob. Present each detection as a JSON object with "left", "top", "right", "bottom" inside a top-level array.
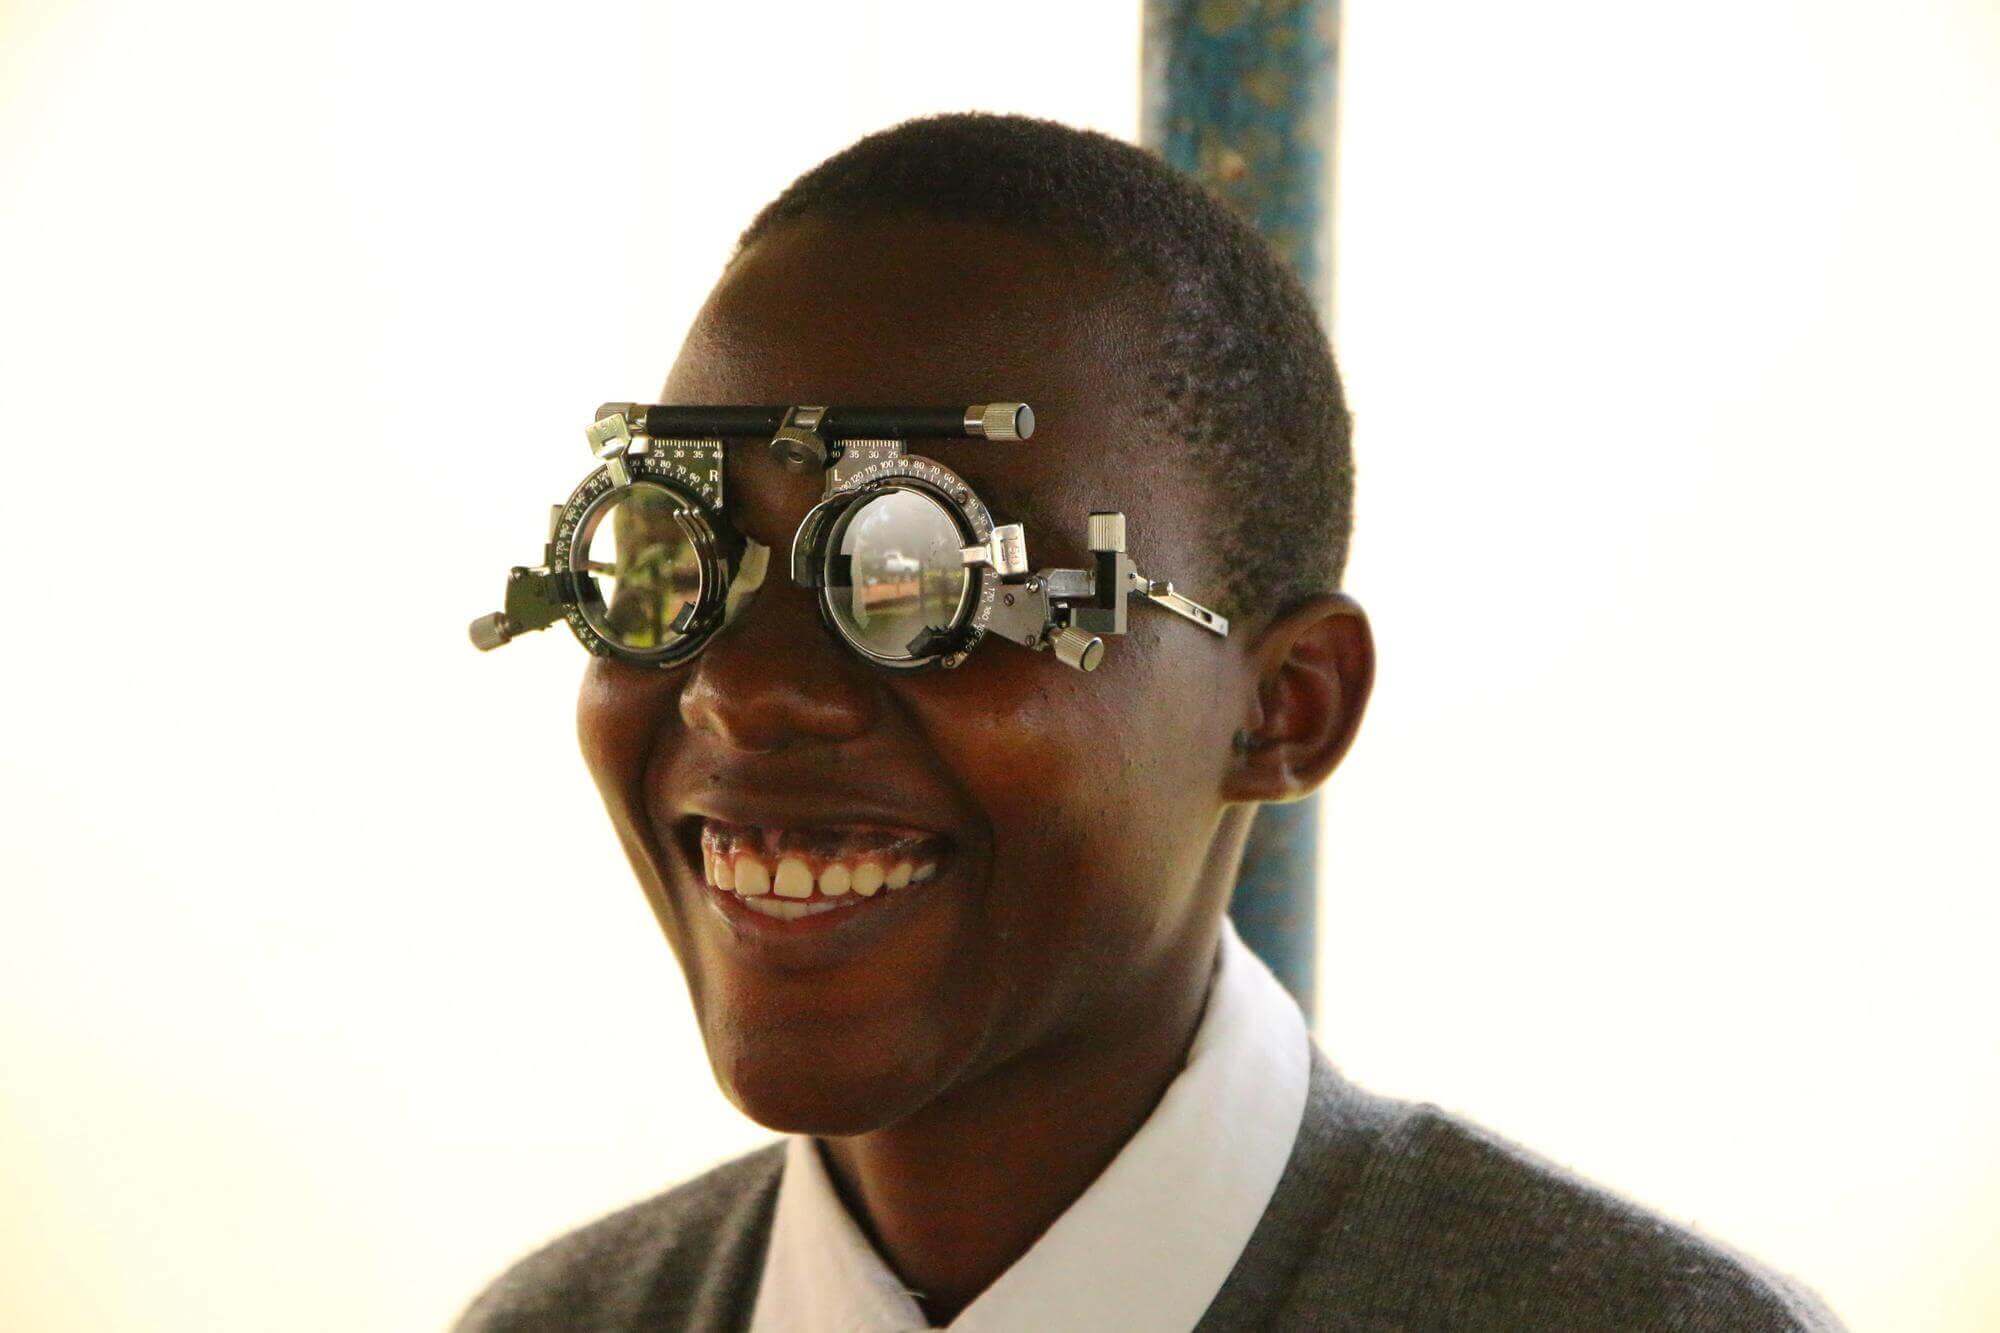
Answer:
[
  {"left": 469, "top": 613, "right": 516, "bottom": 652},
  {"left": 969, "top": 402, "right": 1034, "bottom": 441},
  {"left": 1087, "top": 511, "right": 1127, "bottom": 553},
  {"left": 594, "top": 403, "right": 646, "bottom": 431},
  {"left": 770, "top": 405, "right": 831, "bottom": 472},
  {"left": 769, "top": 429, "right": 828, "bottom": 471},
  {"left": 1051, "top": 625, "right": 1104, "bottom": 671}
]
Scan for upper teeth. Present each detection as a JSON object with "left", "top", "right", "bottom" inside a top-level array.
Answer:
[
  {"left": 699, "top": 825, "right": 941, "bottom": 915},
  {"left": 773, "top": 857, "right": 815, "bottom": 898}
]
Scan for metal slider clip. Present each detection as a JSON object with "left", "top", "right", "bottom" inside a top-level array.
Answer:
[
  {"left": 1130, "top": 571, "right": 1229, "bottom": 636},
  {"left": 585, "top": 413, "right": 634, "bottom": 487},
  {"left": 959, "top": 523, "right": 1029, "bottom": 578}
]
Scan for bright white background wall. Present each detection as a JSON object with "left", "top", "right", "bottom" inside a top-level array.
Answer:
[{"left": 2, "top": 1, "right": 1993, "bottom": 1329}]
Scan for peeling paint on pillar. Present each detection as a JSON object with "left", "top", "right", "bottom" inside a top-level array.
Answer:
[{"left": 1141, "top": 0, "right": 1341, "bottom": 1021}]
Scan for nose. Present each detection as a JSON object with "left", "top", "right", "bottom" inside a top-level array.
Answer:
[{"left": 677, "top": 572, "right": 881, "bottom": 752}]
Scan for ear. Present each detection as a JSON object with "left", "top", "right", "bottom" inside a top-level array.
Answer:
[{"left": 1221, "top": 593, "right": 1375, "bottom": 803}]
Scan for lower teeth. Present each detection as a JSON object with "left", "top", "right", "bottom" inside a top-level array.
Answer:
[{"left": 739, "top": 896, "right": 857, "bottom": 920}]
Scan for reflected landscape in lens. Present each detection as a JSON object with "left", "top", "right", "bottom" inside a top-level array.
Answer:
[
  {"left": 829, "top": 488, "right": 970, "bottom": 660},
  {"left": 576, "top": 483, "right": 702, "bottom": 650}
]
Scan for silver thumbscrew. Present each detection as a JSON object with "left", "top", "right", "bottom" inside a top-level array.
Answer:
[
  {"left": 469, "top": 613, "right": 516, "bottom": 652},
  {"left": 1051, "top": 625, "right": 1104, "bottom": 671}
]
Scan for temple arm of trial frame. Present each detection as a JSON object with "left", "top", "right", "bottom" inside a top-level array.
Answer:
[{"left": 966, "top": 512, "right": 1229, "bottom": 671}]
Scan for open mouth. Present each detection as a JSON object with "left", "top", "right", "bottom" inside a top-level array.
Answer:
[{"left": 695, "top": 818, "right": 948, "bottom": 921}]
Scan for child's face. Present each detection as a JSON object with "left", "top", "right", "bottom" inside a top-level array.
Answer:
[{"left": 576, "top": 217, "right": 1257, "bottom": 1132}]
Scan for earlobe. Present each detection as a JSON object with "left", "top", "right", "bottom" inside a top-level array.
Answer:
[{"left": 1221, "top": 593, "right": 1375, "bottom": 804}]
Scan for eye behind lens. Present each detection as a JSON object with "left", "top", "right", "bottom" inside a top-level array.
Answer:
[
  {"left": 570, "top": 480, "right": 716, "bottom": 660},
  {"left": 822, "top": 485, "right": 975, "bottom": 664}
]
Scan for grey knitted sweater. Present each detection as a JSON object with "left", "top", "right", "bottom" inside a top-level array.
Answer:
[{"left": 456, "top": 1047, "right": 1842, "bottom": 1331}]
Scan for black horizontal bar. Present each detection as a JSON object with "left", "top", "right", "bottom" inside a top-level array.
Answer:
[
  {"left": 819, "top": 406, "right": 973, "bottom": 439},
  {"left": 636, "top": 406, "right": 785, "bottom": 437},
  {"left": 631, "top": 405, "right": 986, "bottom": 441}
]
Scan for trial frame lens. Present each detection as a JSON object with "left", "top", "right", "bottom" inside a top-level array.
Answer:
[
  {"left": 568, "top": 481, "right": 715, "bottom": 660},
  {"left": 820, "top": 485, "right": 976, "bottom": 665}
]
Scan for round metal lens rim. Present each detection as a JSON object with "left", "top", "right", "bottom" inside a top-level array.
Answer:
[
  {"left": 569, "top": 482, "right": 714, "bottom": 660},
  {"left": 814, "top": 458, "right": 998, "bottom": 670},
  {"left": 820, "top": 484, "right": 974, "bottom": 669},
  {"left": 551, "top": 464, "right": 725, "bottom": 666}
]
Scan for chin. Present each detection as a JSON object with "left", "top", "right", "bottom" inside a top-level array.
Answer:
[{"left": 708, "top": 1032, "right": 948, "bottom": 1137}]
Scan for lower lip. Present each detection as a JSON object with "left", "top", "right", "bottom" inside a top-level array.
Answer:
[{"left": 698, "top": 875, "right": 943, "bottom": 965}]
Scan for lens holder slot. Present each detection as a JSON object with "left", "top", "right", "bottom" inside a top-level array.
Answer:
[
  {"left": 801, "top": 447, "right": 1002, "bottom": 671},
  {"left": 548, "top": 442, "right": 738, "bottom": 665}
]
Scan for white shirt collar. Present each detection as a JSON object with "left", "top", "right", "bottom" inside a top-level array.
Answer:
[{"left": 747, "top": 916, "right": 1311, "bottom": 1332}]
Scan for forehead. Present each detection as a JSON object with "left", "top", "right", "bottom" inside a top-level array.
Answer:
[
  {"left": 663, "top": 217, "right": 1195, "bottom": 553},
  {"left": 670, "top": 216, "right": 1142, "bottom": 407}
]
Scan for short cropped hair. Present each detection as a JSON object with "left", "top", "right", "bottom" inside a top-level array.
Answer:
[{"left": 739, "top": 112, "right": 1353, "bottom": 621}]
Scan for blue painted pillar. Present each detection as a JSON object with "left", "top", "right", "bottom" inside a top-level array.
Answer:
[{"left": 1140, "top": 0, "right": 1341, "bottom": 1020}]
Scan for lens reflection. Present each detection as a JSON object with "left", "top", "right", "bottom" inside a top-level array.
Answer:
[
  {"left": 827, "top": 488, "right": 970, "bottom": 660},
  {"left": 575, "top": 483, "right": 702, "bottom": 651}
]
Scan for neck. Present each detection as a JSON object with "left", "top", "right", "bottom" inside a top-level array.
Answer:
[{"left": 815, "top": 809, "right": 1255, "bottom": 1324}]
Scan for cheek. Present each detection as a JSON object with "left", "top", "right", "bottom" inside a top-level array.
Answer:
[
  {"left": 576, "top": 658, "right": 680, "bottom": 791},
  {"left": 575, "top": 660, "right": 712, "bottom": 992},
  {"left": 914, "top": 644, "right": 1225, "bottom": 963}
]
